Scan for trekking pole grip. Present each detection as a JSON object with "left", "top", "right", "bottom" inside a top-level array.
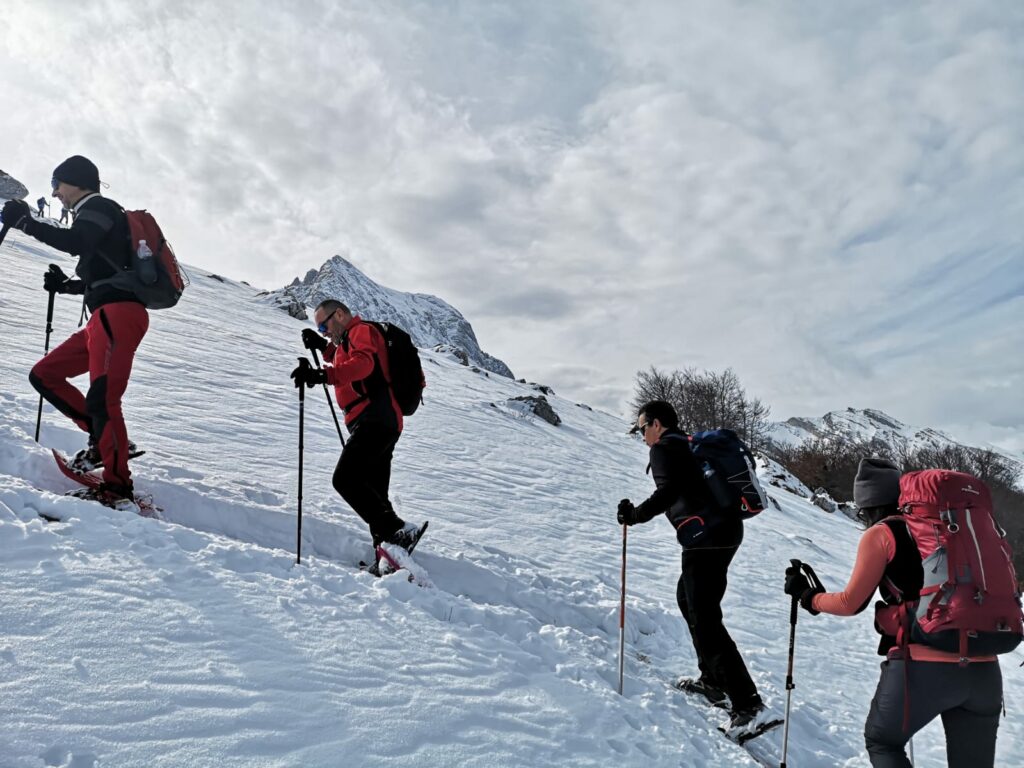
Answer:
[{"left": 788, "top": 559, "right": 803, "bottom": 626}]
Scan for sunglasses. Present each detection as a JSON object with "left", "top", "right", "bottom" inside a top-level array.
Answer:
[
  {"left": 51, "top": 176, "right": 61, "bottom": 192},
  {"left": 635, "top": 420, "right": 651, "bottom": 434},
  {"left": 317, "top": 308, "right": 339, "bottom": 334}
]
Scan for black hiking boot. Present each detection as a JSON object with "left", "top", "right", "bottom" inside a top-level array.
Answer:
[
  {"left": 675, "top": 677, "right": 730, "bottom": 708},
  {"left": 68, "top": 441, "right": 141, "bottom": 473},
  {"left": 68, "top": 445, "right": 102, "bottom": 473},
  {"left": 728, "top": 703, "right": 766, "bottom": 731},
  {"left": 386, "top": 521, "right": 429, "bottom": 555}
]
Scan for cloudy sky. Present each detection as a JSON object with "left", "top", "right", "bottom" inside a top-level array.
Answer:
[{"left": 2, "top": 1, "right": 1022, "bottom": 452}]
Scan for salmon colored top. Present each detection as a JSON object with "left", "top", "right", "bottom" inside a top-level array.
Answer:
[{"left": 811, "top": 524, "right": 996, "bottom": 662}]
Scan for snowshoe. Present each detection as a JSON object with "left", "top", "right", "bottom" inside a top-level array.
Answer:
[
  {"left": 66, "top": 484, "right": 139, "bottom": 513},
  {"left": 719, "top": 706, "right": 784, "bottom": 745}
]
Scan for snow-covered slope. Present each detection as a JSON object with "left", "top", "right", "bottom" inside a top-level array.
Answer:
[
  {"left": 263, "top": 255, "right": 513, "bottom": 378},
  {"left": 1, "top": 230, "right": 1021, "bottom": 768}
]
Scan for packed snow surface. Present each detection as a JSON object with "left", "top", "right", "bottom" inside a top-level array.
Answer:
[{"left": 1, "top": 229, "right": 1021, "bottom": 767}]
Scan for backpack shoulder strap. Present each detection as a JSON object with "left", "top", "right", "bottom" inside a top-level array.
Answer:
[
  {"left": 80, "top": 199, "right": 130, "bottom": 277},
  {"left": 75, "top": 208, "right": 116, "bottom": 232}
]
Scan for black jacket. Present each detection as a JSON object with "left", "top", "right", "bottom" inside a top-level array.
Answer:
[
  {"left": 25, "top": 194, "right": 138, "bottom": 311},
  {"left": 874, "top": 517, "right": 924, "bottom": 655},
  {"left": 635, "top": 429, "right": 741, "bottom": 548}
]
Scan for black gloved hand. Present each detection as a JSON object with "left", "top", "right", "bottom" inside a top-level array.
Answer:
[
  {"left": 617, "top": 499, "right": 638, "bottom": 526},
  {"left": 290, "top": 358, "right": 327, "bottom": 388},
  {"left": 43, "top": 264, "right": 69, "bottom": 293},
  {"left": 1, "top": 199, "right": 31, "bottom": 230},
  {"left": 785, "top": 560, "right": 825, "bottom": 615},
  {"left": 301, "top": 328, "right": 328, "bottom": 354}
]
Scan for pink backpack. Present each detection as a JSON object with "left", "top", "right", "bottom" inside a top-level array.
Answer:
[{"left": 897, "top": 469, "right": 1022, "bottom": 660}]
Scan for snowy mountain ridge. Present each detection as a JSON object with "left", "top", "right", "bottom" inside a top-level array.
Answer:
[
  {"left": 262, "top": 255, "right": 514, "bottom": 378},
  {"left": 769, "top": 407, "right": 1024, "bottom": 481}
]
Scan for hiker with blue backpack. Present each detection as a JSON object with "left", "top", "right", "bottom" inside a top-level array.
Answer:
[
  {"left": 784, "top": 457, "right": 1021, "bottom": 767},
  {"left": 618, "top": 399, "right": 768, "bottom": 735}
]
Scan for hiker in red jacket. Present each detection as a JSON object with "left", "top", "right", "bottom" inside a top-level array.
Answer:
[
  {"left": 2, "top": 156, "right": 145, "bottom": 504},
  {"left": 291, "top": 299, "right": 424, "bottom": 567},
  {"left": 785, "top": 458, "right": 1004, "bottom": 768}
]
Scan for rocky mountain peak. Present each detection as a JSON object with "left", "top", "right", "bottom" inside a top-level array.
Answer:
[{"left": 259, "top": 255, "right": 514, "bottom": 379}]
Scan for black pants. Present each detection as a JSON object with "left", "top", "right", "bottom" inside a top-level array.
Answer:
[
  {"left": 864, "top": 659, "right": 1002, "bottom": 767},
  {"left": 332, "top": 422, "right": 403, "bottom": 545},
  {"left": 676, "top": 542, "right": 761, "bottom": 712}
]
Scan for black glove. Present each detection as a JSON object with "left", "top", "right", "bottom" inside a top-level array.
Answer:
[
  {"left": 1, "top": 199, "right": 31, "bottom": 230},
  {"left": 43, "top": 264, "right": 85, "bottom": 295},
  {"left": 43, "top": 264, "right": 69, "bottom": 293},
  {"left": 301, "top": 328, "right": 328, "bottom": 354},
  {"left": 785, "top": 560, "right": 825, "bottom": 615},
  {"left": 617, "top": 499, "right": 639, "bottom": 526},
  {"left": 290, "top": 358, "right": 326, "bottom": 388}
]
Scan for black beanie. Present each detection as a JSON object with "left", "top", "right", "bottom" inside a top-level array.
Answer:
[
  {"left": 853, "top": 457, "right": 901, "bottom": 508},
  {"left": 52, "top": 155, "right": 100, "bottom": 192}
]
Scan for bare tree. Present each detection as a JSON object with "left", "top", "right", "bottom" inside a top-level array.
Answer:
[
  {"left": 629, "top": 366, "right": 683, "bottom": 417},
  {"left": 772, "top": 437, "right": 1024, "bottom": 579},
  {"left": 630, "top": 366, "right": 771, "bottom": 449}
]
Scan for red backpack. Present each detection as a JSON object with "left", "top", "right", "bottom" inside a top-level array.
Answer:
[
  {"left": 894, "top": 469, "right": 1023, "bottom": 659},
  {"left": 95, "top": 209, "right": 188, "bottom": 309}
]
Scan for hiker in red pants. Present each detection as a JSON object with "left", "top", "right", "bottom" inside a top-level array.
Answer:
[{"left": 2, "top": 156, "right": 145, "bottom": 503}]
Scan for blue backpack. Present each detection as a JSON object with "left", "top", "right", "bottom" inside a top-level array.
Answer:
[{"left": 689, "top": 429, "right": 769, "bottom": 519}]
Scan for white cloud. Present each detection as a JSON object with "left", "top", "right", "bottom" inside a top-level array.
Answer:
[{"left": 1, "top": 0, "right": 1020, "bottom": 448}]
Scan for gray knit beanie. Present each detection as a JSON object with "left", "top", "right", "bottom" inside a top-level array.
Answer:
[{"left": 853, "top": 457, "right": 901, "bottom": 508}]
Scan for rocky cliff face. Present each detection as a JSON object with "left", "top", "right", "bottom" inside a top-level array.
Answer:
[
  {"left": 0, "top": 170, "right": 29, "bottom": 201},
  {"left": 260, "top": 255, "right": 513, "bottom": 378}
]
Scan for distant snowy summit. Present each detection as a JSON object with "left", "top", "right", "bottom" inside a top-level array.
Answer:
[
  {"left": 0, "top": 170, "right": 29, "bottom": 201},
  {"left": 769, "top": 407, "right": 1023, "bottom": 477},
  {"left": 261, "top": 255, "right": 514, "bottom": 378}
]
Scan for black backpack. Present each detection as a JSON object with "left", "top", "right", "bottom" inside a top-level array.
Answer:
[
  {"left": 688, "top": 429, "right": 769, "bottom": 519},
  {"left": 348, "top": 321, "right": 425, "bottom": 416}
]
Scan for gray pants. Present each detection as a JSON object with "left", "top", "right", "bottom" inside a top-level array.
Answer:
[{"left": 864, "top": 659, "right": 1002, "bottom": 767}]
